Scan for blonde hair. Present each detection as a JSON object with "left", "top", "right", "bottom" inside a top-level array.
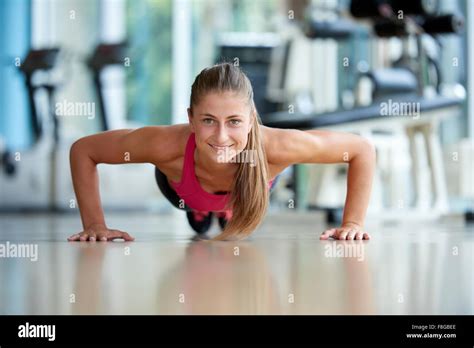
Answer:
[{"left": 190, "top": 63, "right": 270, "bottom": 241}]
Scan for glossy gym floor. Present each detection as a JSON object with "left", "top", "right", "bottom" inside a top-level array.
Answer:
[
  {"left": 0, "top": 210, "right": 472, "bottom": 315},
  {"left": 0, "top": 0, "right": 473, "bottom": 322}
]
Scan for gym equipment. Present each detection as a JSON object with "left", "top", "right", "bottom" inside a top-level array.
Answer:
[
  {"left": 261, "top": 96, "right": 461, "bottom": 129},
  {"left": 23, "top": 49, "right": 60, "bottom": 136},
  {"left": 0, "top": 43, "right": 157, "bottom": 212},
  {"left": 421, "top": 14, "right": 464, "bottom": 34},
  {"left": 0, "top": 48, "right": 62, "bottom": 210},
  {"left": 260, "top": 0, "right": 466, "bottom": 222},
  {"left": 373, "top": 14, "right": 464, "bottom": 37},
  {"left": 216, "top": 33, "right": 281, "bottom": 116},
  {"left": 304, "top": 18, "right": 358, "bottom": 40},
  {"left": 359, "top": 68, "right": 419, "bottom": 103},
  {"left": 350, "top": 0, "right": 439, "bottom": 18},
  {"left": 0, "top": 140, "right": 16, "bottom": 176},
  {"left": 86, "top": 42, "right": 127, "bottom": 131},
  {"left": 19, "top": 48, "right": 61, "bottom": 143}
]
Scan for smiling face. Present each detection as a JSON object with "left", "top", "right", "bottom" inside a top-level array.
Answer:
[{"left": 188, "top": 91, "right": 254, "bottom": 165}]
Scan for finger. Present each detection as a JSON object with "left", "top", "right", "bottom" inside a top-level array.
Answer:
[
  {"left": 105, "top": 231, "right": 122, "bottom": 241},
  {"left": 338, "top": 229, "right": 350, "bottom": 240},
  {"left": 320, "top": 229, "right": 335, "bottom": 240},
  {"left": 79, "top": 233, "right": 89, "bottom": 241},
  {"left": 347, "top": 229, "right": 357, "bottom": 240},
  {"left": 98, "top": 234, "right": 108, "bottom": 242},
  {"left": 68, "top": 233, "right": 81, "bottom": 241},
  {"left": 89, "top": 233, "right": 97, "bottom": 242},
  {"left": 121, "top": 232, "right": 135, "bottom": 241},
  {"left": 363, "top": 232, "right": 371, "bottom": 240},
  {"left": 112, "top": 230, "right": 135, "bottom": 241},
  {"left": 108, "top": 230, "right": 135, "bottom": 241},
  {"left": 320, "top": 228, "right": 336, "bottom": 240},
  {"left": 355, "top": 231, "right": 364, "bottom": 240}
]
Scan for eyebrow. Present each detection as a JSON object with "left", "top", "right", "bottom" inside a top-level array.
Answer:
[{"left": 199, "top": 113, "right": 244, "bottom": 119}]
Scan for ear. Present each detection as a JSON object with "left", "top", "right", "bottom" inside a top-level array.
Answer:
[{"left": 187, "top": 108, "right": 195, "bottom": 132}]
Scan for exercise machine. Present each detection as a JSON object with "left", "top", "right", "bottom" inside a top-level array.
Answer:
[
  {"left": 261, "top": 0, "right": 466, "bottom": 222},
  {"left": 0, "top": 48, "right": 62, "bottom": 210},
  {"left": 86, "top": 42, "right": 128, "bottom": 131}
]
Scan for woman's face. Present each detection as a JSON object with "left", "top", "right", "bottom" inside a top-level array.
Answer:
[{"left": 188, "top": 91, "right": 253, "bottom": 164}]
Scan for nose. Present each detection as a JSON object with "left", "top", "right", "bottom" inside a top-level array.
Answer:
[{"left": 215, "top": 122, "right": 229, "bottom": 144}]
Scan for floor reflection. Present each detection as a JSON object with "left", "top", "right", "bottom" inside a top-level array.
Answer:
[
  {"left": 66, "top": 239, "right": 378, "bottom": 314},
  {"left": 0, "top": 213, "right": 472, "bottom": 315},
  {"left": 154, "top": 242, "right": 281, "bottom": 314}
]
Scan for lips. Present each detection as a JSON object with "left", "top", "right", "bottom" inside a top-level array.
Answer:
[{"left": 209, "top": 144, "right": 233, "bottom": 151}]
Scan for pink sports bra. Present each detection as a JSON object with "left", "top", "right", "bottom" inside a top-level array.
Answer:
[{"left": 169, "top": 132, "right": 274, "bottom": 212}]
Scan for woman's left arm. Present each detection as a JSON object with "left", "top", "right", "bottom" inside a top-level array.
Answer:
[{"left": 264, "top": 127, "right": 376, "bottom": 240}]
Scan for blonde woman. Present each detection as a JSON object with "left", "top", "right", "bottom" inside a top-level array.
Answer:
[{"left": 68, "top": 63, "right": 375, "bottom": 242}]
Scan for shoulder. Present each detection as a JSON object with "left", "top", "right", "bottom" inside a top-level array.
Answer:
[
  {"left": 260, "top": 125, "right": 307, "bottom": 166},
  {"left": 147, "top": 123, "right": 192, "bottom": 164}
]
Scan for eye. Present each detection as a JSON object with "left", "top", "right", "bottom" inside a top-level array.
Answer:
[
  {"left": 202, "top": 118, "right": 214, "bottom": 125},
  {"left": 229, "top": 119, "right": 241, "bottom": 126}
]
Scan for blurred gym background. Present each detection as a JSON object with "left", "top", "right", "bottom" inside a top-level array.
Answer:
[{"left": 0, "top": 0, "right": 472, "bottom": 225}]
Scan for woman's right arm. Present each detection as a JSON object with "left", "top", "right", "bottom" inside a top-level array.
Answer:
[{"left": 68, "top": 126, "right": 175, "bottom": 242}]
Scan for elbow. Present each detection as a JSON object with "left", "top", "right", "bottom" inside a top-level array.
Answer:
[
  {"left": 353, "top": 138, "right": 376, "bottom": 166},
  {"left": 70, "top": 138, "right": 92, "bottom": 164},
  {"left": 362, "top": 138, "right": 376, "bottom": 165},
  {"left": 70, "top": 139, "right": 83, "bottom": 159}
]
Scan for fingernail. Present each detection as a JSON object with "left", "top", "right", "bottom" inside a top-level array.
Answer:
[{"left": 90, "top": 237, "right": 95, "bottom": 241}]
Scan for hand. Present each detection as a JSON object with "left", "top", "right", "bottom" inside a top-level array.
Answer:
[
  {"left": 320, "top": 222, "right": 370, "bottom": 241},
  {"left": 67, "top": 223, "right": 135, "bottom": 242}
]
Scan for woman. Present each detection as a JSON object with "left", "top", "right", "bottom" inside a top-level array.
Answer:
[{"left": 68, "top": 63, "right": 375, "bottom": 242}]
